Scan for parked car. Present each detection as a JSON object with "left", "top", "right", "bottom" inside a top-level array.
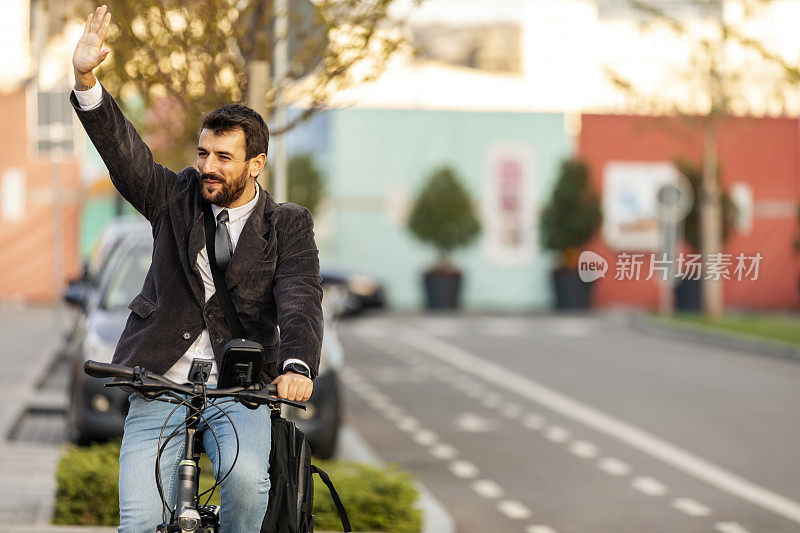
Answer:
[
  {"left": 64, "top": 229, "right": 344, "bottom": 459},
  {"left": 320, "top": 264, "right": 387, "bottom": 316}
]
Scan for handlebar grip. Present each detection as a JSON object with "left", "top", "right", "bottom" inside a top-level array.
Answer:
[
  {"left": 265, "top": 384, "right": 277, "bottom": 395},
  {"left": 84, "top": 360, "right": 136, "bottom": 380}
]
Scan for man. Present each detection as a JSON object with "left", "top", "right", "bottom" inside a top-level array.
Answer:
[{"left": 71, "top": 5, "right": 323, "bottom": 532}]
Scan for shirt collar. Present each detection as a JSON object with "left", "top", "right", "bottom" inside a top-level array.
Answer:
[{"left": 211, "top": 182, "right": 259, "bottom": 224}]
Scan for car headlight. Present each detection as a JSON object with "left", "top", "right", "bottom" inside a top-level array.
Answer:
[
  {"left": 84, "top": 328, "right": 116, "bottom": 363},
  {"left": 347, "top": 275, "right": 378, "bottom": 297}
]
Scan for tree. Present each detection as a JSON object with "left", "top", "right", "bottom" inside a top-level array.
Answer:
[
  {"left": 605, "top": 0, "right": 800, "bottom": 319},
  {"left": 540, "top": 159, "right": 601, "bottom": 269},
  {"left": 68, "top": 0, "right": 412, "bottom": 170},
  {"left": 286, "top": 153, "right": 324, "bottom": 215},
  {"left": 407, "top": 166, "right": 481, "bottom": 270}
]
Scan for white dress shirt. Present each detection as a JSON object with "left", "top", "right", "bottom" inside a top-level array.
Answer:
[{"left": 75, "top": 82, "right": 310, "bottom": 385}]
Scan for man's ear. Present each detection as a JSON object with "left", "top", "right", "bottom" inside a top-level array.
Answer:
[{"left": 250, "top": 153, "right": 267, "bottom": 178}]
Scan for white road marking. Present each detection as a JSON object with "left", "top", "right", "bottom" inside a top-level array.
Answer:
[
  {"left": 454, "top": 412, "right": 497, "bottom": 433},
  {"left": 673, "top": 497, "right": 712, "bottom": 517},
  {"left": 471, "top": 479, "right": 504, "bottom": 499},
  {"left": 382, "top": 406, "right": 405, "bottom": 421},
  {"left": 500, "top": 403, "right": 522, "bottom": 418},
  {"left": 525, "top": 526, "right": 559, "bottom": 533},
  {"left": 413, "top": 429, "right": 438, "bottom": 446},
  {"left": 430, "top": 444, "right": 458, "bottom": 461},
  {"left": 464, "top": 386, "right": 484, "bottom": 399},
  {"left": 449, "top": 460, "right": 480, "bottom": 479},
  {"left": 715, "top": 522, "right": 753, "bottom": 533},
  {"left": 598, "top": 457, "right": 632, "bottom": 476},
  {"left": 632, "top": 476, "right": 669, "bottom": 496},
  {"left": 483, "top": 318, "right": 527, "bottom": 337},
  {"left": 396, "top": 416, "right": 420, "bottom": 433},
  {"left": 497, "top": 500, "right": 533, "bottom": 520},
  {"left": 551, "top": 318, "right": 594, "bottom": 337},
  {"left": 522, "top": 414, "right": 546, "bottom": 430},
  {"left": 544, "top": 425, "right": 571, "bottom": 443},
  {"left": 569, "top": 440, "right": 599, "bottom": 459},
  {"left": 395, "top": 325, "right": 800, "bottom": 525}
]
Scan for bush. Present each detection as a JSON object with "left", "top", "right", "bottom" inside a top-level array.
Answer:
[
  {"left": 540, "top": 158, "right": 602, "bottom": 267},
  {"left": 53, "top": 441, "right": 422, "bottom": 532},
  {"left": 407, "top": 166, "right": 481, "bottom": 261}
]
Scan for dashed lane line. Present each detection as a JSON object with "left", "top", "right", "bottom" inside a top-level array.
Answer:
[
  {"left": 497, "top": 499, "right": 533, "bottom": 520},
  {"left": 413, "top": 429, "right": 438, "bottom": 446},
  {"left": 449, "top": 460, "right": 480, "bottom": 479},
  {"left": 522, "top": 414, "right": 547, "bottom": 430},
  {"left": 672, "top": 497, "right": 713, "bottom": 517},
  {"left": 569, "top": 440, "right": 599, "bottom": 459},
  {"left": 544, "top": 425, "right": 571, "bottom": 443},
  {"left": 525, "top": 526, "right": 559, "bottom": 533},
  {"left": 471, "top": 479, "right": 504, "bottom": 499},
  {"left": 597, "top": 457, "right": 632, "bottom": 476},
  {"left": 715, "top": 521, "right": 753, "bottom": 533},
  {"left": 393, "top": 324, "right": 800, "bottom": 526},
  {"left": 430, "top": 444, "right": 458, "bottom": 461},
  {"left": 631, "top": 476, "right": 669, "bottom": 497}
]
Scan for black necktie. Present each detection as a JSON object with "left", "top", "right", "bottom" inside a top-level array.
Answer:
[{"left": 215, "top": 210, "right": 233, "bottom": 271}]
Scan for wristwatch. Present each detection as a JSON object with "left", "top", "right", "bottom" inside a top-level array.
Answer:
[{"left": 282, "top": 362, "right": 311, "bottom": 379}]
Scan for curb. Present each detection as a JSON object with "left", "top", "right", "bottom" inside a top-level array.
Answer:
[
  {"left": 630, "top": 313, "right": 800, "bottom": 364},
  {"left": 336, "top": 426, "right": 456, "bottom": 533}
]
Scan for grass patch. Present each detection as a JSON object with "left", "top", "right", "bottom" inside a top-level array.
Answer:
[
  {"left": 53, "top": 440, "right": 422, "bottom": 531},
  {"left": 657, "top": 312, "right": 800, "bottom": 347}
]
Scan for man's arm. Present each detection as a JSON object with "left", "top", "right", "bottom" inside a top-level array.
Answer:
[
  {"left": 271, "top": 204, "right": 324, "bottom": 400},
  {"left": 71, "top": 5, "right": 180, "bottom": 223}
]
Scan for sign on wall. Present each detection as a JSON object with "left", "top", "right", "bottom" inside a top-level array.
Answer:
[
  {"left": 483, "top": 144, "right": 536, "bottom": 264},
  {"left": 603, "top": 161, "right": 681, "bottom": 251}
]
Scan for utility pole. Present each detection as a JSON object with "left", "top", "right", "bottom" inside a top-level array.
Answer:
[{"left": 273, "top": 0, "right": 289, "bottom": 203}]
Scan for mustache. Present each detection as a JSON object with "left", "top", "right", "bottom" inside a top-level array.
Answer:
[{"left": 201, "top": 173, "right": 224, "bottom": 182}]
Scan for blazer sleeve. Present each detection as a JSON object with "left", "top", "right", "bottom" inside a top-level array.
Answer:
[
  {"left": 272, "top": 204, "right": 324, "bottom": 379},
  {"left": 70, "top": 86, "right": 181, "bottom": 223}
]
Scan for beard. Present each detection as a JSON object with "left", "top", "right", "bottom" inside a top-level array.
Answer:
[{"left": 200, "top": 166, "right": 250, "bottom": 207}]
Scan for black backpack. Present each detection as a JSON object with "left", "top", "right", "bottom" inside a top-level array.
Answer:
[{"left": 261, "top": 409, "right": 351, "bottom": 533}]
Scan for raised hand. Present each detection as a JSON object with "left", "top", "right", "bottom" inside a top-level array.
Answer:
[{"left": 72, "top": 5, "right": 112, "bottom": 80}]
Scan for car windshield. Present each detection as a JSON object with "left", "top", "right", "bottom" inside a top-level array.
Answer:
[{"left": 102, "top": 246, "right": 152, "bottom": 310}]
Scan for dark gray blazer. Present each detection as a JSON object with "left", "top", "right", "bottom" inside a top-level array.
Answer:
[{"left": 70, "top": 86, "right": 323, "bottom": 381}]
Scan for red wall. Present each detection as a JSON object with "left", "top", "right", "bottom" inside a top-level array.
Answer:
[{"left": 579, "top": 114, "right": 800, "bottom": 310}]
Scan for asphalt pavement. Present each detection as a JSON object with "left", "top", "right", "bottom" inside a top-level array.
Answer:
[{"left": 337, "top": 312, "right": 800, "bottom": 533}]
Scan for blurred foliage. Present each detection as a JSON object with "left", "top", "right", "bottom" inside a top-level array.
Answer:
[
  {"left": 53, "top": 440, "right": 120, "bottom": 525},
  {"left": 67, "top": 0, "right": 412, "bottom": 170},
  {"left": 540, "top": 159, "right": 602, "bottom": 267},
  {"left": 53, "top": 440, "right": 421, "bottom": 531},
  {"left": 407, "top": 166, "right": 481, "bottom": 263},
  {"left": 287, "top": 153, "right": 325, "bottom": 215},
  {"left": 674, "top": 158, "right": 737, "bottom": 251}
]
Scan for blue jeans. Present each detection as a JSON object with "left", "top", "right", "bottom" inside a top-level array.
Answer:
[{"left": 118, "top": 393, "right": 271, "bottom": 532}]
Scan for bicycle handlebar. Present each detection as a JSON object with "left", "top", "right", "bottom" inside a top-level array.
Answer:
[{"left": 83, "top": 359, "right": 297, "bottom": 408}]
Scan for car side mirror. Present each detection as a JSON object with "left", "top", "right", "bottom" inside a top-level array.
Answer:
[{"left": 64, "top": 280, "right": 89, "bottom": 309}]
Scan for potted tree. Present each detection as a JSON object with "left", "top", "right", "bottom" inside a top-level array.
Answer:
[
  {"left": 407, "top": 166, "right": 481, "bottom": 309},
  {"left": 674, "top": 159, "right": 737, "bottom": 311},
  {"left": 540, "top": 158, "right": 602, "bottom": 309}
]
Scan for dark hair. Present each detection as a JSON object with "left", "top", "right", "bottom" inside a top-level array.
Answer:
[{"left": 200, "top": 104, "right": 269, "bottom": 160}]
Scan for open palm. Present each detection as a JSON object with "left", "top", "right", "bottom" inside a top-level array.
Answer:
[{"left": 72, "top": 5, "right": 112, "bottom": 74}]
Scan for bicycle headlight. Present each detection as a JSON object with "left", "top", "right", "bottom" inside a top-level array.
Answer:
[{"left": 177, "top": 507, "right": 201, "bottom": 531}]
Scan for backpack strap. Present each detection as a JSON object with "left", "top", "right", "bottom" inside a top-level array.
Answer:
[{"left": 311, "top": 465, "right": 352, "bottom": 532}]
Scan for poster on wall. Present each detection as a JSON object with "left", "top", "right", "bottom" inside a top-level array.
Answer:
[
  {"left": 483, "top": 144, "right": 536, "bottom": 265},
  {"left": 603, "top": 161, "right": 681, "bottom": 251}
]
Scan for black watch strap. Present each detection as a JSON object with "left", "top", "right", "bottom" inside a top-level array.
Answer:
[{"left": 282, "top": 362, "right": 311, "bottom": 378}]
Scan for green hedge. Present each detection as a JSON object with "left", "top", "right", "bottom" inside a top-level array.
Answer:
[{"left": 53, "top": 440, "right": 422, "bottom": 532}]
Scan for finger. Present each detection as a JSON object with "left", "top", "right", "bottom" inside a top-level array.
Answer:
[
  {"left": 277, "top": 377, "right": 289, "bottom": 399},
  {"left": 83, "top": 13, "right": 93, "bottom": 36},
  {"left": 287, "top": 379, "right": 300, "bottom": 402},
  {"left": 301, "top": 382, "right": 313, "bottom": 402},
  {"left": 91, "top": 5, "right": 106, "bottom": 34},
  {"left": 98, "top": 12, "right": 111, "bottom": 43}
]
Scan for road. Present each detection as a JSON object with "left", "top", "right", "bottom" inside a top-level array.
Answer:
[{"left": 336, "top": 313, "right": 800, "bottom": 533}]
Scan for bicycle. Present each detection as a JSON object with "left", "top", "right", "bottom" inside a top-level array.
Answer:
[{"left": 84, "top": 358, "right": 306, "bottom": 532}]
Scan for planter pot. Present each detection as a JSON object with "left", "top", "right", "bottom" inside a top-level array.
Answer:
[
  {"left": 423, "top": 270, "right": 462, "bottom": 310},
  {"left": 551, "top": 269, "right": 593, "bottom": 310},
  {"left": 675, "top": 277, "right": 702, "bottom": 311}
]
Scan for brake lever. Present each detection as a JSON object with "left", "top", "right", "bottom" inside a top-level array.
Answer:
[
  {"left": 105, "top": 381, "right": 134, "bottom": 388},
  {"left": 269, "top": 396, "right": 307, "bottom": 410}
]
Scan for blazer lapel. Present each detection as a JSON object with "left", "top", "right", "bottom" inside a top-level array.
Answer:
[{"left": 225, "top": 183, "right": 278, "bottom": 290}]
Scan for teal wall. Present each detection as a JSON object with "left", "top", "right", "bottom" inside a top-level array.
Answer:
[{"left": 317, "top": 108, "right": 572, "bottom": 311}]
